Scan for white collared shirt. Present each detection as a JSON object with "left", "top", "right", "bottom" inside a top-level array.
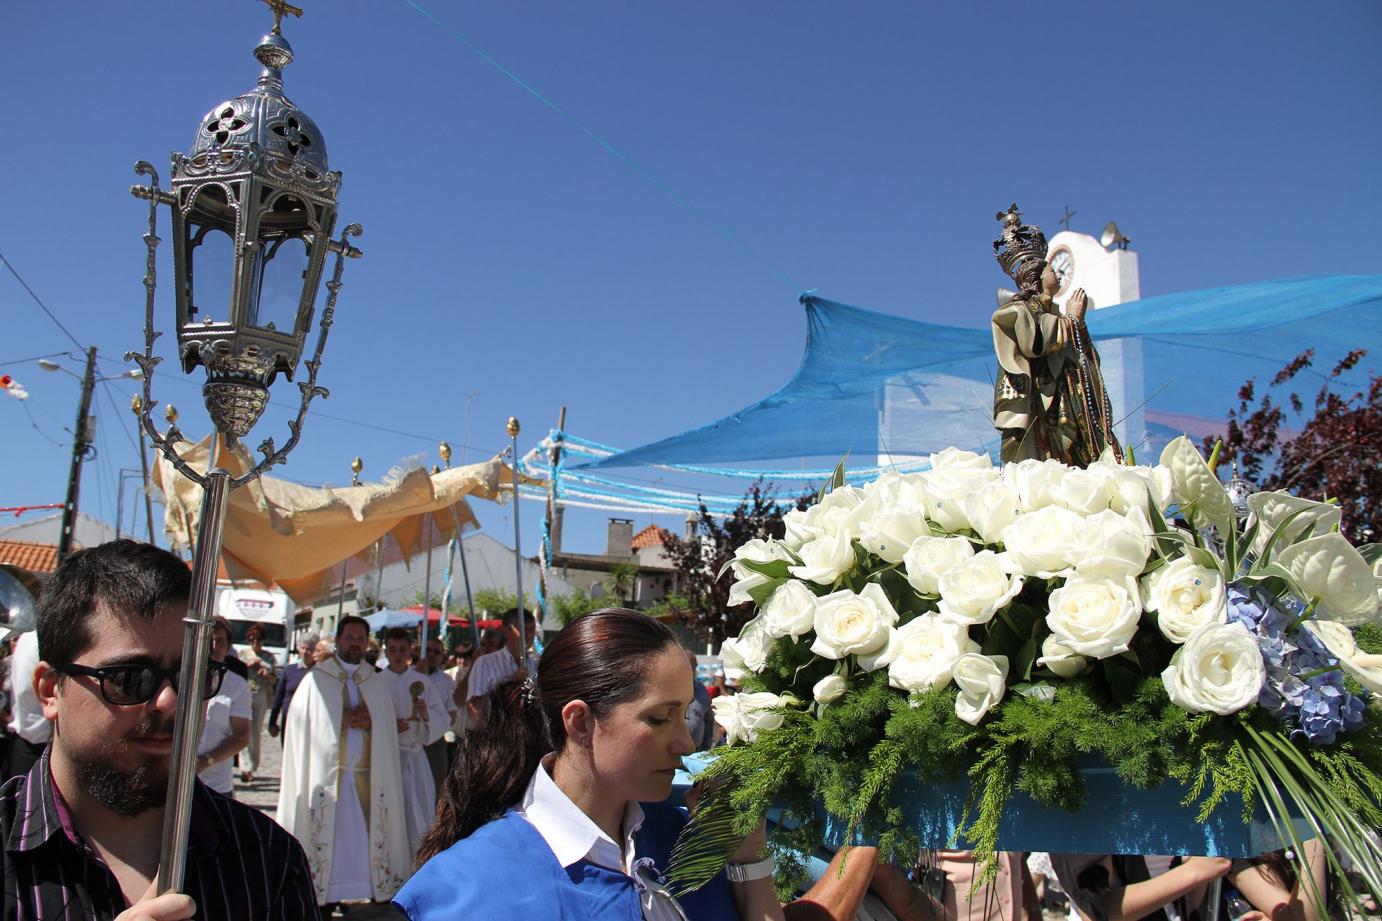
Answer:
[{"left": 517, "top": 755, "right": 685, "bottom": 921}]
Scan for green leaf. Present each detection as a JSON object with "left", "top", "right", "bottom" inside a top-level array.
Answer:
[
  {"left": 1357, "top": 542, "right": 1382, "bottom": 566},
  {"left": 817, "top": 455, "right": 850, "bottom": 502},
  {"left": 746, "top": 578, "right": 786, "bottom": 607},
  {"left": 1253, "top": 507, "right": 1315, "bottom": 568},
  {"left": 736, "top": 558, "right": 794, "bottom": 580}
]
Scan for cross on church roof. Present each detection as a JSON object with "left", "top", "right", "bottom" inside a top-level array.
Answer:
[{"left": 1058, "top": 205, "right": 1077, "bottom": 232}]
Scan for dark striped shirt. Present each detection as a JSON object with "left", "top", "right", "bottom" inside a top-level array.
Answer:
[{"left": 0, "top": 748, "right": 317, "bottom": 920}]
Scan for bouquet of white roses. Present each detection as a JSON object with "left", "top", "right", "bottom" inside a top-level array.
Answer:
[{"left": 670, "top": 438, "right": 1382, "bottom": 904}]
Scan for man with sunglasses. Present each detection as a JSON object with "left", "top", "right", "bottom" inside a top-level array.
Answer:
[{"left": 0, "top": 539, "right": 315, "bottom": 920}]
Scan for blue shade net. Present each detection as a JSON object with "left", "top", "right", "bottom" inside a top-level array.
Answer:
[{"left": 581, "top": 275, "right": 1382, "bottom": 472}]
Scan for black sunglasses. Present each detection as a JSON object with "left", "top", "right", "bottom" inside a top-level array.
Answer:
[{"left": 55, "top": 661, "right": 228, "bottom": 706}]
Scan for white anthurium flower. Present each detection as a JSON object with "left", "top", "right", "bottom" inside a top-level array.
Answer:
[
  {"left": 812, "top": 674, "right": 849, "bottom": 705},
  {"left": 728, "top": 539, "right": 794, "bottom": 605},
  {"left": 903, "top": 535, "right": 976, "bottom": 596},
  {"left": 760, "top": 579, "right": 819, "bottom": 638},
  {"left": 1375, "top": 557, "right": 1382, "bottom": 612},
  {"left": 789, "top": 528, "right": 857, "bottom": 585},
  {"left": 1303, "top": 620, "right": 1382, "bottom": 695},
  {"left": 885, "top": 614, "right": 979, "bottom": 693},
  {"left": 936, "top": 551, "right": 1025, "bottom": 626},
  {"left": 718, "top": 618, "right": 776, "bottom": 680},
  {"left": 1161, "top": 622, "right": 1266, "bottom": 715},
  {"left": 712, "top": 691, "right": 786, "bottom": 745},
  {"left": 1141, "top": 557, "right": 1227, "bottom": 644},
  {"left": 929, "top": 447, "right": 994, "bottom": 471},
  {"left": 999, "top": 505, "right": 1084, "bottom": 578},
  {"left": 1010, "top": 458, "right": 1068, "bottom": 512},
  {"left": 860, "top": 508, "right": 932, "bottom": 564},
  {"left": 1245, "top": 491, "right": 1343, "bottom": 559},
  {"left": 1159, "top": 436, "right": 1234, "bottom": 533},
  {"left": 952, "top": 653, "right": 1010, "bottom": 725},
  {"left": 1037, "top": 635, "right": 1089, "bottom": 677},
  {"left": 963, "top": 479, "right": 1021, "bottom": 545},
  {"left": 1045, "top": 575, "right": 1142, "bottom": 659},
  {"left": 809, "top": 583, "right": 899, "bottom": 669},
  {"left": 1049, "top": 466, "right": 1117, "bottom": 517},
  {"left": 1276, "top": 533, "right": 1379, "bottom": 625},
  {"left": 1073, "top": 508, "right": 1155, "bottom": 581}
]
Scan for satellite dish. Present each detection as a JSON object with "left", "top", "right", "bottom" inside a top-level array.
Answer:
[
  {"left": 996, "top": 287, "right": 1018, "bottom": 307},
  {"left": 1100, "top": 221, "right": 1131, "bottom": 250},
  {"left": 0, "top": 567, "right": 38, "bottom": 633}
]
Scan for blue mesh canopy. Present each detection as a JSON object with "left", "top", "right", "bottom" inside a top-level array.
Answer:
[{"left": 584, "top": 275, "right": 1382, "bottom": 469}]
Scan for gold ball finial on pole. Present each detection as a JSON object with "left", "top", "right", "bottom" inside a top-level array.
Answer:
[
  {"left": 506, "top": 417, "right": 521, "bottom": 438},
  {"left": 351, "top": 456, "right": 363, "bottom": 477},
  {"left": 131, "top": 394, "right": 143, "bottom": 415},
  {"left": 439, "top": 441, "right": 452, "bottom": 466},
  {"left": 164, "top": 404, "right": 179, "bottom": 424}
]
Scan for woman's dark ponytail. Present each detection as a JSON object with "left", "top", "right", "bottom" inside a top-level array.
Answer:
[{"left": 417, "top": 608, "right": 681, "bottom": 863}]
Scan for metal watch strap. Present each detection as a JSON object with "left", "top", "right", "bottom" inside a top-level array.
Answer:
[{"left": 724, "top": 856, "right": 774, "bottom": 882}]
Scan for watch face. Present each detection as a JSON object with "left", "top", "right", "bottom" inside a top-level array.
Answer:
[{"left": 1049, "top": 247, "right": 1074, "bottom": 295}]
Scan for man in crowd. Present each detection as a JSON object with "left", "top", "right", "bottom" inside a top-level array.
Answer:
[
  {"left": 465, "top": 607, "right": 537, "bottom": 724},
  {"left": 4, "top": 626, "right": 49, "bottom": 782},
  {"left": 0, "top": 539, "right": 315, "bottom": 919},
  {"left": 376, "top": 628, "right": 447, "bottom": 858},
  {"left": 684, "top": 650, "right": 715, "bottom": 752},
  {"left": 237, "top": 624, "right": 276, "bottom": 784},
  {"left": 195, "top": 616, "right": 251, "bottom": 797},
  {"left": 267, "top": 632, "right": 318, "bottom": 744},
  {"left": 418, "top": 636, "right": 457, "bottom": 791},
  {"left": 277, "top": 615, "right": 410, "bottom": 911}
]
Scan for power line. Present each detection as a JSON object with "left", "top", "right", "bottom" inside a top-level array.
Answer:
[
  {"left": 0, "top": 249, "right": 86, "bottom": 351},
  {"left": 0, "top": 351, "right": 75, "bottom": 369}
]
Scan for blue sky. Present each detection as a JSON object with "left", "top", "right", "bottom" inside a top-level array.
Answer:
[{"left": 3, "top": 1, "right": 1380, "bottom": 564}]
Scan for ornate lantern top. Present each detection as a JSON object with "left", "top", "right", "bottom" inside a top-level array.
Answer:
[{"left": 186, "top": 29, "right": 333, "bottom": 186}]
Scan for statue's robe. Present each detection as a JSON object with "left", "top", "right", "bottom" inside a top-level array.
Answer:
[
  {"left": 276, "top": 656, "right": 411, "bottom": 903},
  {"left": 377, "top": 666, "right": 449, "bottom": 857}
]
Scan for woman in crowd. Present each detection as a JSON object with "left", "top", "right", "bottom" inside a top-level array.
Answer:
[
  {"left": 1224, "top": 842, "right": 1326, "bottom": 921},
  {"left": 1053, "top": 854, "right": 1234, "bottom": 921},
  {"left": 395, "top": 608, "right": 782, "bottom": 920},
  {"left": 237, "top": 623, "right": 277, "bottom": 783}
]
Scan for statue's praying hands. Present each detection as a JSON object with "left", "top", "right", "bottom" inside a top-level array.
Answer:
[{"left": 1067, "top": 288, "right": 1089, "bottom": 323}]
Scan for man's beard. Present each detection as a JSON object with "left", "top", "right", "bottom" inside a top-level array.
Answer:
[{"left": 66, "top": 712, "right": 174, "bottom": 817}]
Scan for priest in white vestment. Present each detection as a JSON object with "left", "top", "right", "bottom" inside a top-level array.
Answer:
[
  {"left": 377, "top": 629, "right": 449, "bottom": 857},
  {"left": 276, "top": 616, "right": 411, "bottom": 904}
]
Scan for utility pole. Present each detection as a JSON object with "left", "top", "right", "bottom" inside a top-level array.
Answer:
[{"left": 57, "top": 346, "right": 97, "bottom": 563}]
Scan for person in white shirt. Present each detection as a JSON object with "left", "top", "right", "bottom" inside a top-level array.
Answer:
[
  {"left": 377, "top": 628, "right": 448, "bottom": 858},
  {"left": 4, "top": 630, "right": 51, "bottom": 782},
  {"left": 418, "top": 637, "right": 457, "bottom": 792},
  {"left": 464, "top": 608, "right": 537, "bottom": 725},
  {"left": 195, "top": 617, "right": 251, "bottom": 796}
]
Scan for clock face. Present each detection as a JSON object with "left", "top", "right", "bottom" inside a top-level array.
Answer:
[{"left": 1049, "top": 247, "right": 1074, "bottom": 295}]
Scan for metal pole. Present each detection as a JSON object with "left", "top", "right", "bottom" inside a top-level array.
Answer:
[
  {"left": 57, "top": 346, "right": 97, "bottom": 563},
  {"left": 539, "top": 406, "right": 566, "bottom": 628},
  {"left": 439, "top": 442, "right": 479, "bottom": 646},
  {"left": 132, "top": 395, "right": 156, "bottom": 543},
  {"left": 372, "top": 536, "right": 387, "bottom": 611},
  {"left": 507, "top": 418, "right": 526, "bottom": 656},
  {"left": 420, "top": 496, "right": 435, "bottom": 659},
  {"left": 156, "top": 465, "right": 231, "bottom": 893},
  {"left": 335, "top": 459, "right": 363, "bottom": 625}
]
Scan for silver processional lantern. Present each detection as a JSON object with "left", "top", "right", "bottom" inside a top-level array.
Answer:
[{"left": 125, "top": 0, "right": 362, "bottom": 895}]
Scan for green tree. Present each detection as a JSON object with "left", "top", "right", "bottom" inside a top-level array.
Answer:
[
  {"left": 473, "top": 588, "right": 518, "bottom": 615},
  {"left": 549, "top": 589, "right": 602, "bottom": 627},
  {"left": 607, "top": 562, "right": 639, "bottom": 606}
]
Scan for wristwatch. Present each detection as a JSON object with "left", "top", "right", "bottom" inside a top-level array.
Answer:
[{"left": 725, "top": 856, "right": 773, "bottom": 883}]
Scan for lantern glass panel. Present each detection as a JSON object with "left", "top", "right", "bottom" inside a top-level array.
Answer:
[
  {"left": 185, "top": 193, "right": 236, "bottom": 326},
  {"left": 252, "top": 235, "right": 310, "bottom": 333}
]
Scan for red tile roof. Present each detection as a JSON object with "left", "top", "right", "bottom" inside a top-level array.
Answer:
[
  {"left": 0, "top": 539, "right": 60, "bottom": 574},
  {"left": 631, "top": 525, "right": 673, "bottom": 549}
]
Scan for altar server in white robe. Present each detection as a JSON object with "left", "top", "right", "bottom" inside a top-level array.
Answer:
[
  {"left": 277, "top": 616, "right": 411, "bottom": 904},
  {"left": 378, "top": 628, "right": 449, "bottom": 856}
]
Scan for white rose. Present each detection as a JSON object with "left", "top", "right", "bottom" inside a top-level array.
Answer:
[
  {"left": 812, "top": 674, "right": 848, "bottom": 705},
  {"left": 1093, "top": 459, "right": 1174, "bottom": 518},
  {"left": 1303, "top": 620, "right": 1382, "bottom": 695},
  {"left": 1161, "top": 622, "right": 1265, "bottom": 715},
  {"left": 1245, "top": 491, "right": 1342, "bottom": 560},
  {"left": 885, "top": 614, "right": 979, "bottom": 693},
  {"left": 1045, "top": 575, "right": 1142, "bottom": 659},
  {"left": 1010, "top": 458, "right": 1068, "bottom": 512},
  {"left": 936, "top": 550, "right": 1025, "bottom": 626},
  {"left": 728, "top": 539, "right": 793, "bottom": 605},
  {"left": 1049, "top": 466, "right": 1116, "bottom": 516},
  {"left": 809, "top": 583, "right": 899, "bottom": 670},
  {"left": 789, "top": 528, "right": 856, "bottom": 586},
  {"left": 903, "top": 535, "right": 975, "bottom": 595},
  {"left": 1159, "top": 436, "right": 1234, "bottom": 533},
  {"left": 929, "top": 447, "right": 994, "bottom": 471},
  {"left": 1141, "top": 557, "right": 1227, "bottom": 643},
  {"left": 1037, "top": 635, "right": 1088, "bottom": 678},
  {"left": 813, "top": 485, "right": 870, "bottom": 539},
  {"left": 952, "top": 653, "right": 1010, "bottom": 725},
  {"left": 781, "top": 507, "right": 816, "bottom": 551},
  {"left": 963, "top": 479, "right": 1020, "bottom": 545},
  {"left": 712, "top": 691, "right": 786, "bottom": 745},
  {"left": 1276, "top": 532, "right": 1378, "bottom": 625},
  {"left": 860, "top": 509, "right": 931, "bottom": 564},
  {"left": 760, "top": 579, "right": 819, "bottom": 638},
  {"left": 1073, "top": 508, "right": 1154, "bottom": 581},
  {"left": 719, "top": 618, "right": 774, "bottom": 680},
  {"left": 999, "top": 505, "right": 1084, "bottom": 577}
]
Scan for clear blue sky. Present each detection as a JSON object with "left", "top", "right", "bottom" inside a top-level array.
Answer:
[{"left": 3, "top": 1, "right": 1380, "bottom": 562}]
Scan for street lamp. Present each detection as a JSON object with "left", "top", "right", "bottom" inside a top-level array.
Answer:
[{"left": 124, "top": 4, "right": 363, "bottom": 895}]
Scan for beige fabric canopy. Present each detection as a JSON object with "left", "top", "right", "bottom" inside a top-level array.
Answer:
[{"left": 153, "top": 436, "right": 536, "bottom": 604}]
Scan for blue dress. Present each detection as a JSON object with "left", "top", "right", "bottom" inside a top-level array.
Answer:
[{"left": 393, "top": 802, "right": 739, "bottom": 920}]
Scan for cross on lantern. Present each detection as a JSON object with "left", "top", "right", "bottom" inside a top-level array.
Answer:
[{"left": 259, "top": 0, "right": 304, "bottom": 34}]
